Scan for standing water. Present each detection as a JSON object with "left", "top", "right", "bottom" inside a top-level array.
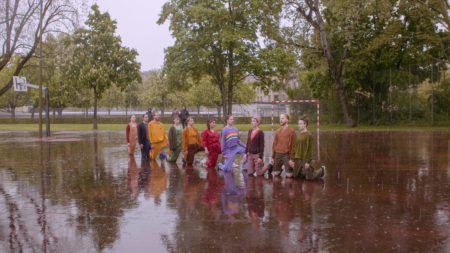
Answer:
[{"left": 0, "top": 130, "right": 449, "bottom": 252}]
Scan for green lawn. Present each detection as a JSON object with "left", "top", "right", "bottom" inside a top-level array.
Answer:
[{"left": 0, "top": 123, "right": 448, "bottom": 132}]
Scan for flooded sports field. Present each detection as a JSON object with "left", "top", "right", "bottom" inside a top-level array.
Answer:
[{"left": 0, "top": 130, "right": 449, "bottom": 252}]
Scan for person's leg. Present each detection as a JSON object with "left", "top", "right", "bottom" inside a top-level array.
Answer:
[
  {"left": 150, "top": 141, "right": 164, "bottom": 160},
  {"left": 305, "top": 164, "right": 324, "bottom": 180},
  {"left": 130, "top": 140, "right": 137, "bottom": 154},
  {"left": 141, "top": 140, "right": 150, "bottom": 159},
  {"left": 247, "top": 153, "right": 256, "bottom": 175},
  {"left": 273, "top": 153, "right": 284, "bottom": 176},
  {"left": 293, "top": 159, "right": 304, "bottom": 178},
  {"left": 282, "top": 154, "right": 293, "bottom": 177},
  {"left": 128, "top": 143, "right": 133, "bottom": 155},
  {"left": 168, "top": 146, "right": 182, "bottom": 162},
  {"left": 186, "top": 144, "right": 196, "bottom": 165},
  {"left": 254, "top": 155, "right": 265, "bottom": 176},
  {"left": 219, "top": 147, "right": 237, "bottom": 172}
]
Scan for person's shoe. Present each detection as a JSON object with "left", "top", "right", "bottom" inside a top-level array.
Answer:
[
  {"left": 159, "top": 153, "right": 167, "bottom": 160},
  {"left": 263, "top": 164, "right": 273, "bottom": 174},
  {"left": 320, "top": 166, "right": 326, "bottom": 179}
]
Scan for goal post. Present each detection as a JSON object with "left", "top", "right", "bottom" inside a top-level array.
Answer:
[{"left": 271, "top": 99, "right": 320, "bottom": 162}]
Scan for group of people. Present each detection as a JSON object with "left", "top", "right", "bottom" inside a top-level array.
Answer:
[{"left": 126, "top": 111, "right": 325, "bottom": 180}]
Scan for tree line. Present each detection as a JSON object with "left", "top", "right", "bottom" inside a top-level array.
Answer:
[{"left": 1, "top": 0, "right": 448, "bottom": 129}]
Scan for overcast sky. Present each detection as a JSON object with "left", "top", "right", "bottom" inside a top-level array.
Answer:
[{"left": 92, "top": 0, "right": 174, "bottom": 71}]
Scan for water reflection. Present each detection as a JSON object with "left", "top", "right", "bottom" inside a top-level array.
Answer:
[{"left": 0, "top": 131, "right": 448, "bottom": 252}]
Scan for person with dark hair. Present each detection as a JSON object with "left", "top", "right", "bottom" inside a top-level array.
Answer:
[
  {"left": 179, "top": 106, "right": 190, "bottom": 128},
  {"left": 171, "top": 107, "right": 179, "bottom": 119},
  {"left": 270, "top": 113, "right": 296, "bottom": 177},
  {"left": 244, "top": 116, "right": 267, "bottom": 176},
  {"left": 201, "top": 119, "right": 221, "bottom": 168},
  {"left": 167, "top": 116, "right": 183, "bottom": 162},
  {"left": 288, "top": 116, "right": 326, "bottom": 180},
  {"left": 182, "top": 116, "right": 204, "bottom": 166},
  {"left": 138, "top": 114, "right": 151, "bottom": 159},
  {"left": 218, "top": 115, "right": 246, "bottom": 172},
  {"left": 146, "top": 107, "right": 153, "bottom": 122}
]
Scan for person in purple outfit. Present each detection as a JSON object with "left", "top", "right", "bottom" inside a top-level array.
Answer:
[{"left": 218, "top": 115, "right": 246, "bottom": 172}]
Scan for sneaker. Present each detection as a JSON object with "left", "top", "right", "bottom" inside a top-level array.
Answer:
[
  {"left": 320, "top": 166, "right": 326, "bottom": 179},
  {"left": 263, "top": 164, "right": 273, "bottom": 174},
  {"left": 159, "top": 153, "right": 167, "bottom": 160}
]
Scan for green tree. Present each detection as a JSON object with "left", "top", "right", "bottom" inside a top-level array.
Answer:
[
  {"left": 158, "top": 0, "right": 295, "bottom": 118},
  {"left": 66, "top": 5, "right": 141, "bottom": 129},
  {"left": 138, "top": 69, "right": 177, "bottom": 115},
  {"left": 185, "top": 77, "right": 221, "bottom": 115},
  {"left": 99, "top": 84, "right": 125, "bottom": 116},
  {"left": 281, "top": 0, "right": 448, "bottom": 126},
  {"left": 0, "top": 0, "right": 79, "bottom": 96},
  {"left": 124, "top": 81, "right": 140, "bottom": 116}
]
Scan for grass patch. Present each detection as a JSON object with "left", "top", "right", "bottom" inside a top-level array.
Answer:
[{"left": 0, "top": 123, "right": 448, "bottom": 132}]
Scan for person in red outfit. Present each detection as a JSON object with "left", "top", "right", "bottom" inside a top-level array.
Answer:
[{"left": 201, "top": 119, "right": 221, "bottom": 168}]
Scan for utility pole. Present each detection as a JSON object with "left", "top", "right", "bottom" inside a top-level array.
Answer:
[
  {"left": 431, "top": 63, "right": 434, "bottom": 126},
  {"left": 409, "top": 65, "right": 412, "bottom": 122},
  {"left": 38, "top": 0, "right": 43, "bottom": 138}
]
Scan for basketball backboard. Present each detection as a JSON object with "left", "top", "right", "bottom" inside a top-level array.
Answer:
[{"left": 13, "top": 76, "right": 27, "bottom": 92}]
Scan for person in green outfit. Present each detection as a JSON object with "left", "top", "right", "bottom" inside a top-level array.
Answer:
[
  {"left": 288, "top": 116, "right": 326, "bottom": 180},
  {"left": 168, "top": 116, "right": 183, "bottom": 162}
]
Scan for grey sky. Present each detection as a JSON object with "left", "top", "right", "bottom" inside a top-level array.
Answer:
[{"left": 94, "top": 0, "right": 173, "bottom": 71}]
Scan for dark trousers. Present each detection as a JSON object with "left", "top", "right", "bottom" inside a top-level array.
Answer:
[
  {"left": 140, "top": 140, "right": 150, "bottom": 159},
  {"left": 185, "top": 144, "right": 204, "bottom": 166}
]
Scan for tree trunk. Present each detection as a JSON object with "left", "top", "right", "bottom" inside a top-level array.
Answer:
[
  {"left": 317, "top": 21, "right": 355, "bottom": 127},
  {"left": 58, "top": 108, "right": 63, "bottom": 117},
  {"left": 125, "top": 105, "right": 128, "bottom": 116},
  {"left": 85, "top": 107, "right": 89, "bottom": 117},
  {"left": 197, "top": 105, "right": 200, "bottom": 116},
  {"left": 227, "top": 47, "right": 234, "bottom": 116},
  {"left": 108, "top": 108, "right": 111, "bottom": 116},
  {"left": 93, "top": 87, "right": 98, "bottom": 130},
  {"left": 53, "top": 108, "right": 56, "bottom": 118}
]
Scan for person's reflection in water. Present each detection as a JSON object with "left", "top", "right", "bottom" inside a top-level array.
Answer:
[
  {"left": 183, "top": 168, "right": 204, "bottom": 216},
  {"left": 148, "top": 160, "right": 168, "bottom": 206},
  {"left": 221, "top": 171, "right": 245, "bottom": 220},
  {"left": 296, "top": 179, "right": 323, "bottom": 251},
  {"left": 246, "top": 175, "right": 266, "bottom": 228},
  {"left": 202, "top": 167, "right": 224, "bottom": 219},
  {"left": 166, "top": 162, "right": 182, "bottom": 209},
  {"left": 127, "top": 155, "right": 139, "bottom": 197},
  {"left": 138, "top": 157, "right": 151, "bottom": 195},
  {"left": 272, "top": 177, "right": 295, "bottom": 236}
]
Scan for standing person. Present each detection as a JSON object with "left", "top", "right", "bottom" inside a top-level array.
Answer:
[
  {"left": 146, "top": 107, "right": 153, "bottom": 122},
  {"left": 179, "top": 106, "right": 190, "bottom": 128},
  {"left": 167, "top": 116, "right": 183, "bottom": 162},
  {"left": 126, "top": 114, "right": 139, "bottom": 155},
  {"left": 148, "top": 111, "right": 168, "bottom": 160},
  {"left": 289, "top": 116, "right": 326, "bottom": 180},
  {"left": 245, "top": 116, "right": 267, "bottom": 176},
  {"left": 182, "top": 116, "right": 204, "bottom": 166},
  {"left": 218, "top": 115, "right": 246, "bottom": 172},
  {"left": 172, "top": 107, "right": 179, "bottom": 119},
  {"left": 138, "top": 114, "right": 151, "bottom": 159},
  {"left": 270, "top": 113, "right": 296, "bottom": 177},
  {"left": 201, "top": 119, "right": 221, "bottom": 168}
]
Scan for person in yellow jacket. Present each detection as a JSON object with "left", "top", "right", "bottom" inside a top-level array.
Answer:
[{"left": 148, "top": 111, "right": 168, "bottom": 160}]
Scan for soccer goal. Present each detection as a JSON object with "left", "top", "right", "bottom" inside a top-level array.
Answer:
[{"left": 271, "top": 99, "right": 320, "bottom": 162}]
